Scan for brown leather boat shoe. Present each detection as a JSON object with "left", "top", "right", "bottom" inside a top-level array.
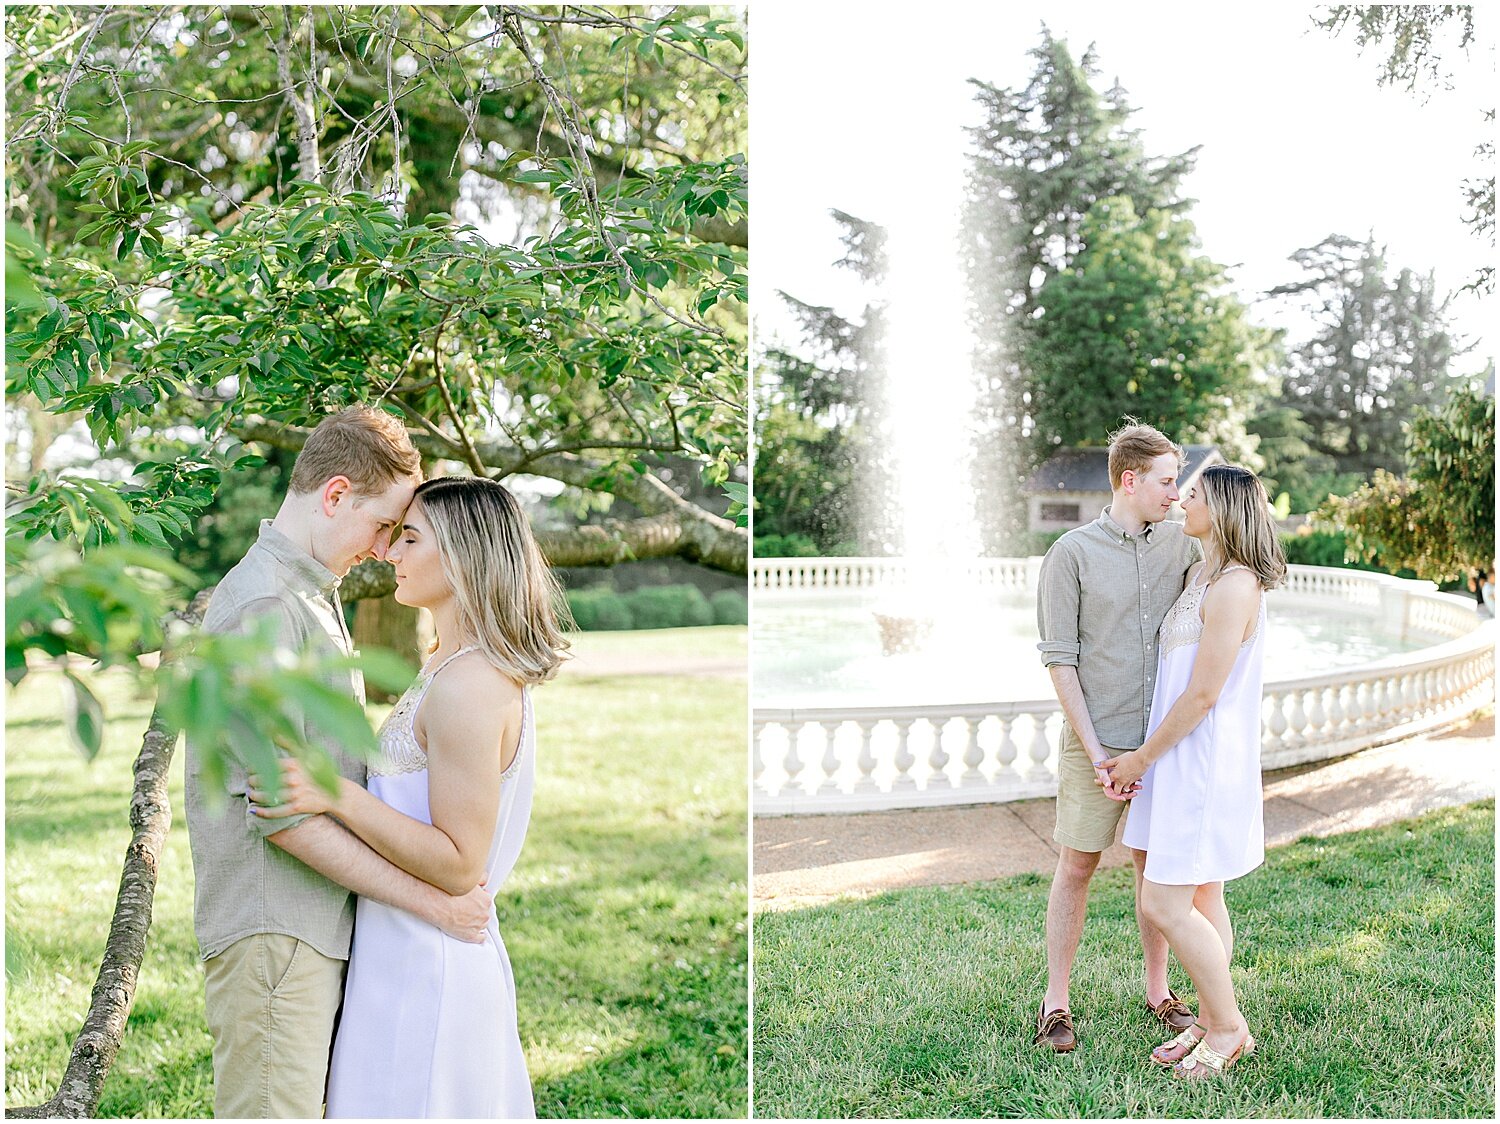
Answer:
[
  {"left": 1146, "top": 988, "right": 1196, "bottom": 1032},
  {"left": 1034, "top": 1004, "right": 1076, "bottom": 1053}
]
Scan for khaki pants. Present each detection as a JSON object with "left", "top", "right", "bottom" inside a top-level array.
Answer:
[
  {"left": 1052, "top": 722, "right": 1132, "bottom": 853},
  {"left": 203, "top": 933, "right": 345, "bottom": 1119}
]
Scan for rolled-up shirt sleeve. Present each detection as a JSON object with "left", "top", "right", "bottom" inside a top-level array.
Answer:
[{"left": 1036, "top": 541, "right": 1081, "bottom": 668}]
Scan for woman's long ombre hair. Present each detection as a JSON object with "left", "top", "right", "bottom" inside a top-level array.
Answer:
[
  {"left": 1199, "top": 464, "right": 1287, "bottom": 591},
  {"left": 412, "top": 476, "right": 570, "bottom": 684}
]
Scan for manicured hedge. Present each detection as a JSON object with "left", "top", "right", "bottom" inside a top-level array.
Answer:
[
  {"left": 626, "top": 584, "right": 713, "bottom": 629},
  {"left": 753, "top": 534, "right": 860, "bottom": 558},
  {"left": 565, "top": 584, "right": 745, "bottom": 630},
  {"left": 564, "top": 586, "right": 635, "bottom": 631},
  {"left": 709, "top": 589, "right": 749, "bottom": 625}
]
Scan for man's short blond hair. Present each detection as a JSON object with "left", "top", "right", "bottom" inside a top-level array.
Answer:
[
  {"left": 1106, "top": 421, "right": 1184, "bottom": 489},
  {"left": 288, "top": 407, "right": 422, "bottom": 496}
]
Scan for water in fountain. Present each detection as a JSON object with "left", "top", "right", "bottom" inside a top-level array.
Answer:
[{"left": 872, "top": 194, "right": 983, "bottom": 649}]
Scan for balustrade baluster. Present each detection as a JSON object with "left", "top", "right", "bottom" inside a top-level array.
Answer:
[
  {"left": 961, "top": 717, "right": 985, "bottom": 787},
  {"left": 853, "top": 720, "right": 879, "bottom": 794},
  {"left": 1265, "top": 690, "right": 1289, "bottom": 751},
  {"left": 1286, "top": 690, "right": 1308, "bottom": 748},
  {"left": 1305, "top": 687, "right": 1327, "bottom": 740},
  {"left": 1324, "top": 684, "right": 1346, "bottom": 739},
  {"left": 1026, "top": 713, "right": 1053, "bottom": 783},
  {"left": 1352, "top": 678, "right": 1374, "bottom": 733},
  {"left": 928, "top": 717, "right": 953, "bottom": 789},
  {"left": 817, "top": 720, "right": 843, "bottom": 796},
  {"left": 782, "top": 722, "right": 805, "bottom": 793},
  {"left": 891, "top": 720, "right": 917, "bottom": 790},
  {"left": 996, "top": 716, "right": 1019, "bottom": 782}
]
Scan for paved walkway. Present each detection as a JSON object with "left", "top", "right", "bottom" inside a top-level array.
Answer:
[{"left": 753, "top": 712, "right": 1496, "bottom": 912}]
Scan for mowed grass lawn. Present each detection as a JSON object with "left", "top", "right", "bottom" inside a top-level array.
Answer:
[
  {"left": 5, "top": 626, "right": 748, "bottom": 1118},
  {"left": 753, "top": 800, "right": 1494, "bottom": 1119}
]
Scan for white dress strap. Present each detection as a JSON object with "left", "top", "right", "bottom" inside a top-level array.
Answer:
[
  {"left": 371, "top": 647, "right": 481, "bottom": 777},
  {"left": 420, "top": 644, "right": 480, "bottom": 681}
]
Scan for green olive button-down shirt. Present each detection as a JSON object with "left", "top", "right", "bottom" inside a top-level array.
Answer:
[
  {"left": 1035, "top": 507, "right": 1202, "bottom": 749},
  {"left": 185, "top": 521, "right": 368, "bottom": 962}
]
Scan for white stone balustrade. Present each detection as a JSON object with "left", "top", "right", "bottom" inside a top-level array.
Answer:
[
  {"left": 752, "top": 556, "right": 1033, "bottom": 591},
  {"left": 753, "top": 560, "right": 1495, "bottom": 815}
]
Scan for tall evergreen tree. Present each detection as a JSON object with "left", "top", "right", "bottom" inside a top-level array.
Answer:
[
  {"left": 1022, "top": 196, "right": 1272, "bottom": 461},
  {"left": 755, "top": 211, "right": 897, "bottom": 554},
  {"left": 961, "top": 28, "right": 1199, "bottom": 550},
  {"left": 1267, "top": 233, "right": 1466, "bottom": 477}
]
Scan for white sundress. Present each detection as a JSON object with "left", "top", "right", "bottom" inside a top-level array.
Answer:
[
  {"left": 1122, "top": 567, "right": 1267, "bottom": 886},
  {"left": 326, "top": 647, "right": 536, "bottom": 1119}
]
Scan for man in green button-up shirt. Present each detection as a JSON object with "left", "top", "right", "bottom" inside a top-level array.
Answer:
[
  {"left": 1031, "top": 424, "right": 1202, "bottom": 1054},
  {"left": 186, "top": 408, "right": 495, "bottom": 1118}
]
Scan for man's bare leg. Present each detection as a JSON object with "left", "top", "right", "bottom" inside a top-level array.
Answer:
[
  {"left": 1131, "top": 847, "right": 1173, "bottom": 1005},
  {"left": 1043, "top": 845, "right": 1102, "bottom": 1012}
]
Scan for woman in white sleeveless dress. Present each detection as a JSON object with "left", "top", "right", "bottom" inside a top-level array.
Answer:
[
  {"left": 252, "top": 476, "right": 568, "bottom": 1117},
  {"left": 1103, "top": 465, "right": 1285, "bottom": 1080}
]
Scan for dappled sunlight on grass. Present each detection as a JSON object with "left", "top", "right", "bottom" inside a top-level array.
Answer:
[
  {"left": 7, "top": 629, "right": 748, "bottom": 1118},
  {"left": 755, "top": 801, "right": 1493, "bottom": 1119}
]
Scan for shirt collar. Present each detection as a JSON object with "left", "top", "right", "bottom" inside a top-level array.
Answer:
[
  {"left": 1098, "top": 505, "right": 1153, "bottom": 543},
  {"left": 255, "top": 520, "right": 341, "bottom": 597}
]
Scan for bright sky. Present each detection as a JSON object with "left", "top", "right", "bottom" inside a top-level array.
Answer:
[{"left": 752, "top": 2, "right": 1495, "bottom": 374}]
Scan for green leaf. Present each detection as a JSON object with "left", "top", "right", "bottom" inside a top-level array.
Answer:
[
  {"left": 275, "top": 677, "right": 380, "bottom": 760},
  {"left": 5, "top": 645, "right": 28, "bottom": 687},
  {"left": 61, "top": 672, "right": 105, "bottom": 760},
  {"left": 301, "top": 745, "right": 344, "bottom": 799},
  {"left": 346, "top": 647, "right": 415, "bottom": 695}
]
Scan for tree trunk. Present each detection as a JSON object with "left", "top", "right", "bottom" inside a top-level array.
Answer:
[
  {"left": 6, "top": 593, "right": 209, "bottom": 1120},
  {"left": 352, "top": 593, "right": 424, "bottom": 702}
]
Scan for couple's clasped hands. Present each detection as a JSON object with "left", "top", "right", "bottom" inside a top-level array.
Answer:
[{"left": 1092, "top": 750, "right": 1148, "bottom": 802}]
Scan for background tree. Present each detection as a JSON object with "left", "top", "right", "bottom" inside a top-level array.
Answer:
[
  {"left": 7, "top": 5, "right": 748, "bottom": 581},
  {"left": 961, "top": 28, "right": 1201, "bottom": 550},
  {"left": 1262, "top": 233, "right": 1466, "bottom": 481},
  {"left": 1316, "top": 381, "right": 1495, "bottom": 581},
  {"left": 754, "top": 210, "right": 897, "bottom": 556},
  {"left": 1023, "top": 195, "right": 1272, "bottom": 463},
  {"left": 1245, "top": 402, "right": 1362, "bottom": 514}
]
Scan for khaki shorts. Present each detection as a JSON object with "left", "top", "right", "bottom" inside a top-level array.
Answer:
[
  {"left": 203, "top": 933, "right": 346, "bottom": 1119},
  {"left": 1053, "top": 723, "right": 1132, "bottom": 853}
]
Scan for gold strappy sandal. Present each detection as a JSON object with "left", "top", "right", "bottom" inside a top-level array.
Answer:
[
  {"left": 1150, "top": 1024, "right": 1203, "bottom": 1067},
  {"left": 1172, "top": 1033, "right": 1256, "bottom": 1080}
]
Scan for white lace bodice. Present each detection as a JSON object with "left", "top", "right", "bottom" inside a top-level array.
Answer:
[
  {"left": 371, "top": 646, "right": 526, "bottom": 780},
  {"left": 1158, "top": 566, "right": 1263, "bottom": 660}
]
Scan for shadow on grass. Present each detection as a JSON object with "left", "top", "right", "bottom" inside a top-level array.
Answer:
[
  {"left": 7, "top": 661, "right": 749, "bottom": 1120},
  {"left": 505, "top": 809, "right": 748, "bottom": 1118},
  {"left": 753, "top": 801, "right": 1494, "bottom": 1120}
]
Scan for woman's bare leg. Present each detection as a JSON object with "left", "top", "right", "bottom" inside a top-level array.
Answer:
[
  {"left": 1140, "top": 879, "right": 1248, "bottom": 1057},
  {"left": 1193, "top": 881, "right": 1233, "bottom": 962}
]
